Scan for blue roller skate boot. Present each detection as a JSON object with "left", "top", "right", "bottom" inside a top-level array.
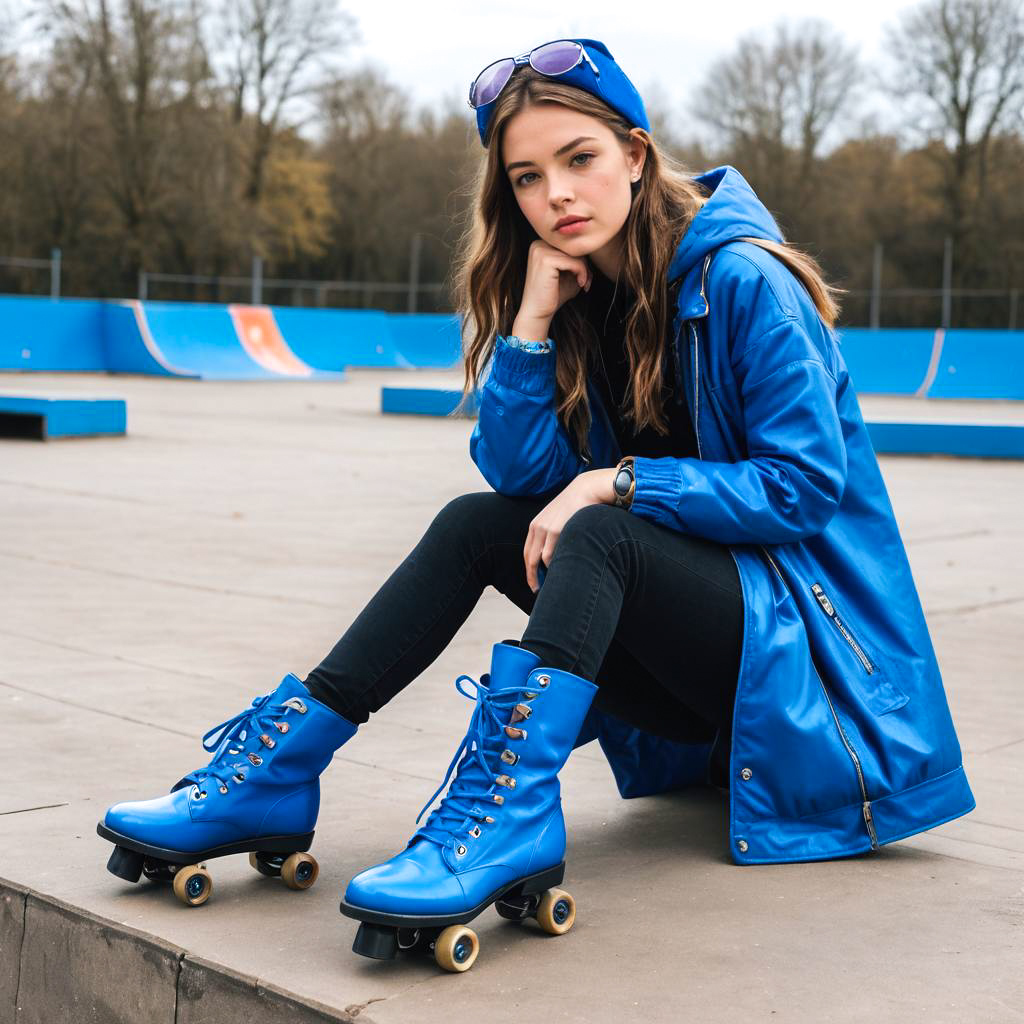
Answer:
[
  {"left": 340, "top": 640, "right": 597, "bottom": 972},
  {"left": 97, "top": 673, "right": 357, "bottom": 906}
]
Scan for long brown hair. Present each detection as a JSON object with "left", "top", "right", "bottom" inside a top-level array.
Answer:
[{"left": 450, "top": 66, "right": 844, "bottom": 461}]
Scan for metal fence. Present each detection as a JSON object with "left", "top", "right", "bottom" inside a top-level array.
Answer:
[{"left": 1, "top": 241, "right": 1020, "bottom": 327}]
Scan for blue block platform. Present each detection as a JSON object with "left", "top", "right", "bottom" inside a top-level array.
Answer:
[
  {"left": 866, "top": 421, "right": 1024, "bottom": 459},
  {"left": 0, "top": 393, "right": 126, "bottom": 439},
  {"left": 380, "top": 387, "right": 479, "bottom": 417}
]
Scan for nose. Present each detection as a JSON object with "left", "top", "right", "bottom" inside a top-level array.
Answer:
[{"left": 546, "top": 171, "right": 575, "bottom": 208}]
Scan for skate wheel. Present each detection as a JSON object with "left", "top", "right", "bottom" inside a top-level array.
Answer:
[
  {"left": 535, "top": 888, "right": 575, "bottom": 935},
  {"left": 172, "top": 865, "right": 212, "bottom": 907},
  {"left": 434, "top": 925, "right": 479, "bottom": 972},
  {"left": 281, "top": 852, "right": 318, "bottom": 890},
  {"left": 248, "top": 852, "right": 282, "bottom": 878}
]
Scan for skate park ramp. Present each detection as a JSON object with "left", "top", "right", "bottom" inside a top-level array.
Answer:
[
  {"left": 123, "top": 301, "right": 337, "bottom": 380},
  {"left": 0, "top": 295, "right": 109, "bottom": 372},
  {"left": 837, "top": 327, "right": 1024, "bottom": 399},
  {"left": 271, "top": 308, "right": 462, "bottom": 370},
  {"left": 1, "top": 295, "right": 466, "bottom": 378}
]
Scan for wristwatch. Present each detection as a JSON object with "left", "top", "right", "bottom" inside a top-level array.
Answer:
[{"left": 612, "top": 456, "right": 636, "bottom": 510}]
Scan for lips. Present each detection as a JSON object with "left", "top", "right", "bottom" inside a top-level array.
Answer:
[{"left": 555, "top": 216, "right": 589, "bottom": 229}]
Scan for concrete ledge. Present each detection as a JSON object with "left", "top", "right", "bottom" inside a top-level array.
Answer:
[
  {"left": 0, "top": 881, "right": 27, "bottom": 1023},
  {"left": 0, "top": 879, "right": 360, "bottom": 1024},
  {"left": 177, "top": 956, "right": 357, "bottom": 1024}
]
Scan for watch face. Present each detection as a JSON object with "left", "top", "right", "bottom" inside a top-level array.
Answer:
[{"left": 614, "top": 469, "right": 630, "bottom": 496}]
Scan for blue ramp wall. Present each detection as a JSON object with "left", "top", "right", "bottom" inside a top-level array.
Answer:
[
  {"left": 101, "top": 302, "right": 195, "bottom": 377},
  {"left": 0, "top": 296, "right": 107, "bottom": 371},
  {"left": 835, "top": 328, "right": 936, "bottom": 395},
  {"left": 927, "top": 330, "right": 1024, "bottom": 400},
  {"left": 387, "top": 313, "right": 462, "bottom": 368},
  {"left": 272, "top": 308, "right": 402, "bottom": 369},
  {"left": 140, "top": 302, "right": 282, "bottom": 380}
]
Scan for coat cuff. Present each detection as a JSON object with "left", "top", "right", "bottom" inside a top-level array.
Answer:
[
  {"left": 491, "top": 334, "right": 556, "bottom": 396},
  {"left": 630, "top": 455, "right": 686, "bottom": 525}
]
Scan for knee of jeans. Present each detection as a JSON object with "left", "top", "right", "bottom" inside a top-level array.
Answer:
[
  {"left": 430, "top": 491, "right": 502, "bottom": 535},
  {"left": 557, "top": 502, "right": 619, "bottom": 550}
]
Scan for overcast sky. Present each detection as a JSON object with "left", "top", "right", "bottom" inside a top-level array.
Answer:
[
  {"left": 347, "top": 0, "right": 924, "bottom": 142},
  {"left": 5, "top": 0, "right": 928, "bottom": 146}
]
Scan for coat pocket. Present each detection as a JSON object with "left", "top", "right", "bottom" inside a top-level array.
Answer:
[{"left": 809, "top": 581, "right": 910, "bottom": 715}]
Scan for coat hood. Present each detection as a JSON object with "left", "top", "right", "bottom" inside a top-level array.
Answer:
[{"left": 667, "top": 165, "right": 785, "bottom": 286}]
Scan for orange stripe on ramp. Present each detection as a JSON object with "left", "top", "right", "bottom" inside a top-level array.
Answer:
[{"left": 228, "top": 305, "right": 312, "bottom": 377}]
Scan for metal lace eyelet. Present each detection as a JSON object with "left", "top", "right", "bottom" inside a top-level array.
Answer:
[
  {"left": 233, "top": 773, "right": 245, "bottom": 784},
  {"left": 483, "top": 816, "right": 495, "bottom": 824},
  {"left": 219, "top": 785, "right": 229, "bottom": 794},
  {"left": 228, "top": 747, "right": 241, "bottom": 755},
  {"left": 492, "top": 793, "right": 505, "bottom": 805},
  {"left": 469, "top": 826, "right": 481, "bottom": 838},
  {"left": 274, "top": 722, "right": 289, "bottom": 733},
  {"left": 523, "top": 691, "right": 539, "bottom": 700},
  {"left": 504, "top": 725, "right": 527, "bottom": 740},
  {"left": 283, "top": 698, "right": 307, "bottom": 714},
  {"left": 511, "top": 703, "right": 533, "bottom": 721},
  {"left": 259, "top": 733, "right": 276, "bottom": 749},
  {"left": 536, "top": 674, "right": 550, "bottom": 688},
  {"left": 500, "top": 749, "right": 519, "bottom": 766},
  {"left": 495, "top": 774, "right": 516, "bottom": 789},
  {"left": 456, "top": 844, "right": 467, "bottom": 856},
  {"left": 247, "top": 753, "right": 263, "bottom": 766}
]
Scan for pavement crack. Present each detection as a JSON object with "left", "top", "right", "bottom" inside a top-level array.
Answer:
[
  {"left": 344, "top": 996, "right": 388, "bottom": 1018},
  {"left": 0, "top": 676, "right": 194, "bottom": 739},
  {"left": 972, "top": 735, "right": 1024, "bottom": 756},
  {"left": 0, "top": 548, "right": 337, "bottom": 608},
  {"left": 0, "top": 802, "right": 69, "bottom": 816},
  {"left": 907, "top": 528, "right": 992, "bottom": 545},
  {"left": 928, "top": 594, "right": 1024, "bottom": 617},
  {"left": 0, "top": 627, "right": 223, "bottom": 682}
]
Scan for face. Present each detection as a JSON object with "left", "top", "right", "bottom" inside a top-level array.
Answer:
[{"left": 501, "top": 104, "right": 646, "bottom": 277}]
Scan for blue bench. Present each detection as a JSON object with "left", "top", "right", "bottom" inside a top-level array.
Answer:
[
  {"left": 380, "top": 387, "right": 479, "bottom": 417},
  {"left": 0, "top": 394, "right": 126, "bottom": 439},
  {"left": 865, "top": 421, "right": 1024, "bottom": 459}
]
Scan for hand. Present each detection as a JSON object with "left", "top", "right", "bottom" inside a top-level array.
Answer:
[
  {"left": 523, "top": 469, "right": 617, "bottom": 592},
  {"left": 515, "top": 239, "right": 592, "bottom": 334}
]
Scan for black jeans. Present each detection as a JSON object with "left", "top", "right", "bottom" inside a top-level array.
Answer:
[{"left": 304, "top": 489, "right": 744, "bottom": 752}]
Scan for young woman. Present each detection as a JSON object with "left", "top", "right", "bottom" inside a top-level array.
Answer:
[{"left": 98, "top": 37, "right": 974, "bottom": 970}]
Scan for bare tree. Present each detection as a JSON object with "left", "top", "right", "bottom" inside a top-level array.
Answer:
[
  {"left": 38, "top": 0, "right": 198, "bottom": 278},
  {"left": 215, "top": 0, "right": 360, "bottom": 204},
  {"left": 884, "top": 0, "right": 1024, "bottom": 274},
  {"left": 694, "top": 18, "right": 861, "bottom": 209}
]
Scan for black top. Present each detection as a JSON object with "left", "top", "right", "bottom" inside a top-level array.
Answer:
[{"left": 581, "top": 269, "right": 699, "bottom": 460}]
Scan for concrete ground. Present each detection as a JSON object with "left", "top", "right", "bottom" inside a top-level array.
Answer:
[{"left": 1, "top": 369, "right": 1022, "bottom": 1024}]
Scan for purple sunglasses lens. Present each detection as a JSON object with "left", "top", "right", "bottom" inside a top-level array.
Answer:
[
  {"left": 531, "top": 40, "right": 582, "bottom": 75},
  {"left": 472, "top": 58, "right": 515, "bottom": 107}
]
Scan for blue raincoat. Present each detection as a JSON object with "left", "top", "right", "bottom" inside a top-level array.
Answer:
[{"left": 468, "top": 165, "right": 975, "bottom": 865}]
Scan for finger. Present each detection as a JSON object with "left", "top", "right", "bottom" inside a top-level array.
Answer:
[
  {"left": 523, "top": 540, "right": 537, "bottom": 591},
  {"left": 524, "top": 550, "right": 537, "bottom": 592}
]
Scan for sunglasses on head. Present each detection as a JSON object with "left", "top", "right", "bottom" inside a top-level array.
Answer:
[{"left": 468, "top": 39, "right": 600, "bottom": 110}]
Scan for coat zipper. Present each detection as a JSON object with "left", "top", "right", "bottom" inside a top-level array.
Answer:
[
  {"left": 686, "top": 287, "right": 878, "bottom": 852},
  {"left": 762, "top": 552, "right": 879, "bottom": 849},
  {"left": 810, "top": 583, "right": 876, "bottom": 674}
]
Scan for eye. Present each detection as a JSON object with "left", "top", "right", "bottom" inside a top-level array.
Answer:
[{"left": 515, "top": 151, "right": 595, "bottom": 187}]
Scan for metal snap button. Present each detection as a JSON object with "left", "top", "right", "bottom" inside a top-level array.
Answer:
[
  {"left": 737, "top": 839, "right": 749, "bottom": 853},
  {"left": 740, "top": 768, "right": 752, "bottom": 781}
]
